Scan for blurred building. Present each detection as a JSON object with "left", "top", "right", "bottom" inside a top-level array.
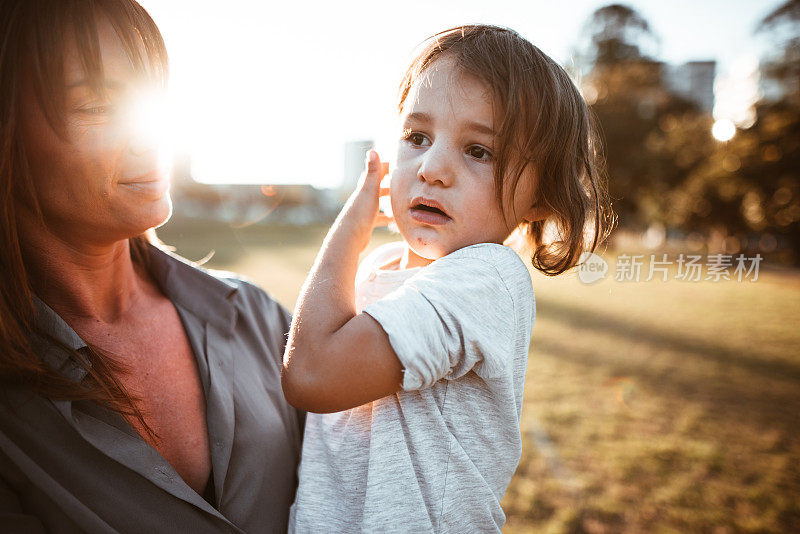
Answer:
[
  {"left": 168, "top": 154, "right": 338, "bottom": 226},
  {"left": 341, "top": 140, "right": 374, "bottom": 202},
  {"left": 664, "top": 61, "right": 716, "bottom": 113}
]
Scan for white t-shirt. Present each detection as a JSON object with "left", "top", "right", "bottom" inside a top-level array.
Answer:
[{"left": 289, "top": 242, "right": 535, "bottom": 533}]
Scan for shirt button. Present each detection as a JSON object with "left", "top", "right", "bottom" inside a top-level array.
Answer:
[{"left": 367, "top": 272, "right": 376, "bottom": 281}]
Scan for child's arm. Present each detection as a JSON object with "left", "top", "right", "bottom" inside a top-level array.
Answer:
[{"left": 281, "top": 151, "right": 403, "bottom": 413}]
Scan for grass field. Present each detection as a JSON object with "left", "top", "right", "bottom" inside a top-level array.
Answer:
[{"left": 159, "top": 219, "right": 800, "bottom": 533}]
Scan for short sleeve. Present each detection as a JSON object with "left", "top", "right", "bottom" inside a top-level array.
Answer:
[{"left": 362, "top": 247, "right": 518, "bottom": 391}]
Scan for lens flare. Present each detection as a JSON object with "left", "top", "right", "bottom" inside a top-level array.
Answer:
[
  {"left": 712, "top": 119, "right": 736, "bottom": 142},
  {"left": 126, "top": 88, "right": 174, "bottom": 173}
]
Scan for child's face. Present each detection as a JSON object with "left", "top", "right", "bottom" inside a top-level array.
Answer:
[{"left": 390, "top": 58, "right": 537, "bottom": 265}]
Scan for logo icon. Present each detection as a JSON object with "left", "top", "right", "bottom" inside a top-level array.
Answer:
[{"left": 577, "top": 251, "right": 608, "bottom": 284}]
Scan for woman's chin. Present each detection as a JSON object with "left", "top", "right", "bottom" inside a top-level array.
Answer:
[
  {"left": 152, "top": 195, "right": 173, "bottom": 229},
  {"left": 120, "top": 194, "right": 173, "bottom": 236}
]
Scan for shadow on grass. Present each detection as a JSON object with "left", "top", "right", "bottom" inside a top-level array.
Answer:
[
  {"left": 535, "top": 296, "right": 800, "bottom": 383},
  {"left": 533, "top": 295, "right": 800, "bottom": 434}
]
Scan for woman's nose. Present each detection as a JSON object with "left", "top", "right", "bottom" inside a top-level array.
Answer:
[
  {"left": 123, "top": 114, "right": 166, "bottom": 172},
  {"left": 126, "top": 91, "right": 170, "bottom": 156},
  {"left": 128, "top": 126, "right": 160, "bottom": 157},
  {"left": 417, "top": 142, "right": 455, "bottom": 187}
]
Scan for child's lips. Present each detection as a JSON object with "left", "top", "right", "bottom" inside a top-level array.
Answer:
[
  {"left": 409, "top": 196, "right": 451, "bottom": 226},
  {"left": 409, "top": 207, "right": 451, "bottom": 226}
]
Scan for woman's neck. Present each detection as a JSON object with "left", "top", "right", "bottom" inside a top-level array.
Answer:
[{"left": 19, "top": 214, "right": 148, "bottom": 325}]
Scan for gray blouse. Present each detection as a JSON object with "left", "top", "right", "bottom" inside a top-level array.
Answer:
[{"left": 0, "top": 243, "right": 304, "bottom": 533}]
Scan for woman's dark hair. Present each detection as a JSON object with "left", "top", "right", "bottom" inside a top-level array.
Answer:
[
  {"left": 398, "top": 25, "right": 617, "bottom": 275},
  {"left": 0, "top": 0, "right": 167, "bottom": 435}
]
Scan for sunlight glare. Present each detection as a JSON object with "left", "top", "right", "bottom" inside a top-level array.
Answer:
[
  {"left": 712, "top": 119, "right": 736, "bottom": 142},
  {"left": 127, "top": 88, "right": 174, "bottom": 175}
]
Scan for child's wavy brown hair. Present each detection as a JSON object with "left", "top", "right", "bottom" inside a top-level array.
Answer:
[{"left": 398, "top": 25, "right": 616, "bottom": 275}]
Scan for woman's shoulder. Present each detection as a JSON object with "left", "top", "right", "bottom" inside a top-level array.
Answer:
[
  {"left": 148, "top": 243, "right": 290, "bottom": 325},
  {"left": 205, "top": 266, "right": 280, "bottom": 305}
]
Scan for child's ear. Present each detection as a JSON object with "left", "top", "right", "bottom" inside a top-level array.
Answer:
[{"left": 522, "top": 203, "right": 552, "bottom": 222}]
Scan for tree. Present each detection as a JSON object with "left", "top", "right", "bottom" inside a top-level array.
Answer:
[
  {"left": 662, "top": 0, "right": 800, "bottom": 263},
  {"left": 757, "top": 0, "right": 800, "bottom": 107},
  {"left": 578, "top": 4, "right": 697, "bottom": 230},
  {"left": 575, "top": 4, "right": 660, "bottom": 69}
]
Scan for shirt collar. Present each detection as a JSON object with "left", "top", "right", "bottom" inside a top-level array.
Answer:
[
  {"left": 30, "top": 295, "right": 88, "bottom": 379},
  {"left": 146, "top": 242, "right": 240, "bottom": 332},
  {"left": 31, "top": 241, "right": 240, "bottom": 379}
]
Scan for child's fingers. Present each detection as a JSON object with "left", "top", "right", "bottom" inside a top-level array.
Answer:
[
  {"left": 366, "top": 149, "right": 380, "bottom": 173},
  {"left": 362, "top": 150, "right": 385, "bottom": 191}
]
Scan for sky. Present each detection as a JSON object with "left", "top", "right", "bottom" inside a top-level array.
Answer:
[{"left": 137, "top": 0, "right": 786, "bottom": 188}]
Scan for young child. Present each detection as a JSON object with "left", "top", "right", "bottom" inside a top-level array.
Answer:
[{"left": 282, "top": 25, "right": 613, "bottom": 532}]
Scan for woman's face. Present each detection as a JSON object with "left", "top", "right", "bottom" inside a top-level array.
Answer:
[{"left": 19, "top": 16, "right": 171, "bottom": 247}]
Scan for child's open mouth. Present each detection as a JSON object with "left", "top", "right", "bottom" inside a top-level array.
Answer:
[{"left": 409, "top": 197, "right": 451, "bottom": 225}]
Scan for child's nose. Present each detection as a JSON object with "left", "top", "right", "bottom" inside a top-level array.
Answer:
[{"left": 417, "top": 142, "right": 455, "bottom": 187}]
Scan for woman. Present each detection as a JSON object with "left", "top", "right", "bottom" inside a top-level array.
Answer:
[{"left": 0, "top": 1, "right": 303, "bottom": 532}]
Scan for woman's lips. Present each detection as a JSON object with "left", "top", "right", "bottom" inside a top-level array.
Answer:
[{"left": 119, "top": 173, "right": 170, "bottom": 198}]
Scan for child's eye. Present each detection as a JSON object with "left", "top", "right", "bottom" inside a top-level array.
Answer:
[
  {"left": 467, "top": 145, "right": 493, "bottom": 162},
  {"left": 403, "top": 131, "right": 430, "bottom": 147}
]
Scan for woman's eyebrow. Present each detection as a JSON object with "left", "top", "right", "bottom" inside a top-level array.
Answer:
[{"left": 66, "top": 79, "right": 124, "bottom": 90}]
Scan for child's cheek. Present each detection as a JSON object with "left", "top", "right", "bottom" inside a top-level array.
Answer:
[{"left": 388, "top": 167, "right": 410, "bottom": 213}]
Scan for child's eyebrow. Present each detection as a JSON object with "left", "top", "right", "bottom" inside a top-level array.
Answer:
[
  {"left": 463, "top": 120, "right": 494, "bottom": 137},
  {"left": 404, "top": 111, "right": 432, "bottom": 125},
  {"left": 404, "top": 112, "right": 494, "bottom": 137}
]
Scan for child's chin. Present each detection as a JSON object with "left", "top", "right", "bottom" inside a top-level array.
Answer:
[
  {"left": 397, "top": 227, "right": 453, "bottom": 262},
  {"left": 407, "top": 242, "right": 450, "bottom": 262}
]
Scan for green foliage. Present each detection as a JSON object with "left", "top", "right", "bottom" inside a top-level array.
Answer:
[
  {"left": 576, "top": 4, "right": 660, "bottom": 68},
  {"left": 669, "top": 103, "right": 800, "bottom": 260},
  {"left": 586, "top": 60, "right": 703, "bottom": 229}
]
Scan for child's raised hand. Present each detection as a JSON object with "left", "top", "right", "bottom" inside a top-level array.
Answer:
[{"left": 337, "top": 149, "right": 392, "bottom": 251}]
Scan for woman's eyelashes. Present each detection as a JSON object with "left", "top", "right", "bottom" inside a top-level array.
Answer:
[
  {"left": 78, "top": 106, "right": 111, "bottom": 115},
  {"left": 74, "top": 100, "right": 117, "bottom": 117}
]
